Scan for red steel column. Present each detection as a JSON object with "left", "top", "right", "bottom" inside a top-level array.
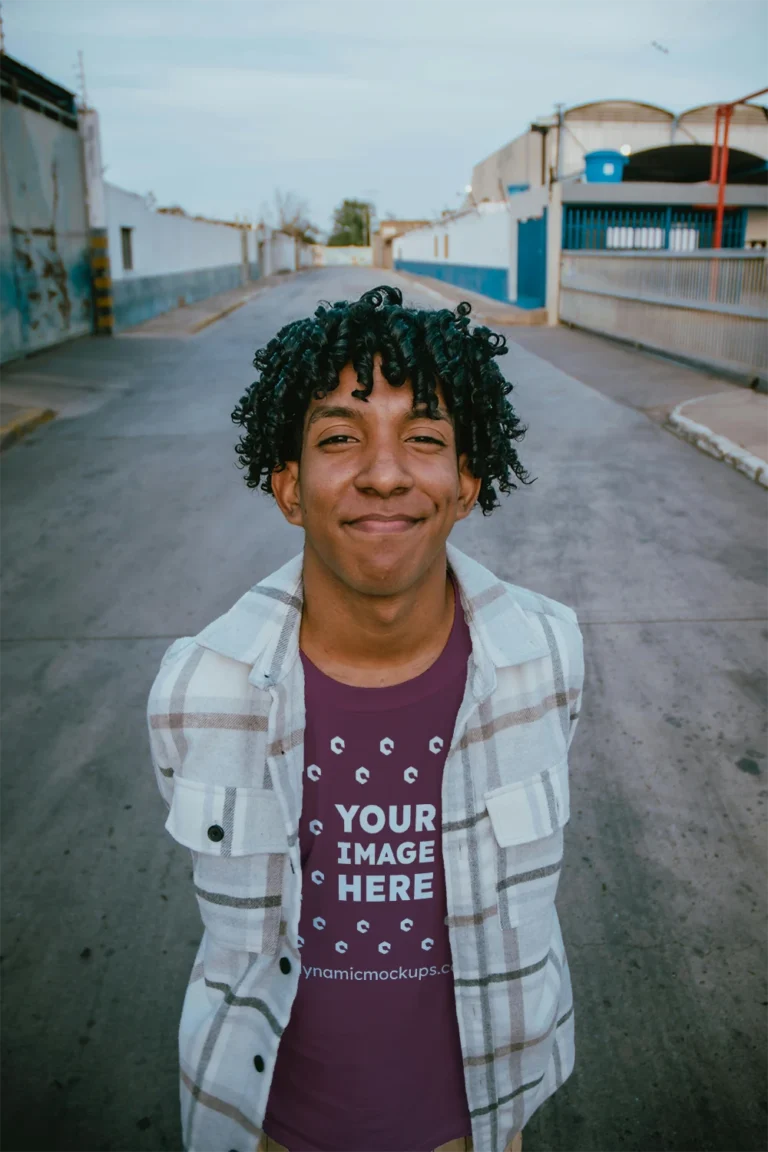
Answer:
[
  {"left": 713, "top": 105, "right": 733, "bottom": 249},
  {"left": 709, "top": 106, "right": 722, "bottom": 184}
]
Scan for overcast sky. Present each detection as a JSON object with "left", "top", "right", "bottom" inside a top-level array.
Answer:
[{"left": 5, "top": 0, "right": 767, "bottom": 236}]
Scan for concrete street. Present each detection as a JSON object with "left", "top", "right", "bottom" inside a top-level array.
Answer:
[{"left": 1, "top": 268, "right": 766, "bottom": 1152}]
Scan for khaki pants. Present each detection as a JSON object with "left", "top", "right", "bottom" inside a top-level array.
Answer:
[{"left": 258, "top": 1131, "right": 523, "bottom": 1152}]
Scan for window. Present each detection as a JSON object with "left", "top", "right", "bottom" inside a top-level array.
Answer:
[
  {"left": 444, "top": 234, "right": 449, "bottom": 259},
  {"left": 434, "top": 235, "right": 439, "bottom": 258},
  {"left": 121, "top": 227, "right": 133, "bottom": 271}
]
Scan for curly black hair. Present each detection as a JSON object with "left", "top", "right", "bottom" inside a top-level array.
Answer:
[{"left": 231, "top": 284, "right": 536, "bottom": 514}]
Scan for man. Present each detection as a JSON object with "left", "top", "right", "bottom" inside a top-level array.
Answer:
[{"left": 148, "top": 285, "right": 584, "bottom": 1152}]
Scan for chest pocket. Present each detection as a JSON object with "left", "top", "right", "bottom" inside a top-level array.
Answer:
[
  {"left": 483, "top": 757, "right": 570, "bottom": 930},
  {"left": 165, "top": 777, "right": 289, "bottom": 955}
]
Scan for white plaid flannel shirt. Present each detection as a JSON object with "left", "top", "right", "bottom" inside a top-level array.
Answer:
[{"left": 147, "top": 542, "right": 585, "bottom": 1152}]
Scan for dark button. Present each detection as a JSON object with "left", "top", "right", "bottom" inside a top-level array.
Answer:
[
  {"left": 207, "top": 824, "right": 224, "bottom": 842},
  {"left": 253, "top": 1054, "right": 265, "bottom": 1073},
  {"left": 279, "top": 957, "right": 291, "bottom": 975}
]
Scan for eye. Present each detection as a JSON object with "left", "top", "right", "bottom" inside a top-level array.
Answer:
[
  {"left": 317, "top": 434, "right": 355, "bottom": 446},
  {"left": 409, "top": 436, "right": 445, "bottom": 445}
]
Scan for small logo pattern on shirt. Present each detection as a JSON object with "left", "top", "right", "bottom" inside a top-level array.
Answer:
[{"left": 301, "top": 734, "right": 447, "bottom": 960}]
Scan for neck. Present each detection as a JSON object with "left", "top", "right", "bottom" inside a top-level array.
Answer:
[{"left": 298, "top": 543, "right": 455, "bottom": 687}]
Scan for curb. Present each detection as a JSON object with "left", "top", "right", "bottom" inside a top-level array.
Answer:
[
  {"left": 664, "top": 403, "right": 768, "bottom": 489},
  {"left": 189, "top": 297, "right": 251, "bottom": 334},
  {"left": 0, "top": 407, "right": 56, "bottom": 452},
  {"left": 393, "top": 271, "right": 547, "bottom": 327}
]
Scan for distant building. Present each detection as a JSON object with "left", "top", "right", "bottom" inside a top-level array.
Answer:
[
  {"left": 394, "top": 98, "right": 767, "bottom": 318},
  {"left": 311, "top": 245, "right": 373, "bottom": 268},
  {"left": 468, "top": 99, "right": 768, "bottom": 203},
  {"left": 373, "top": 219, "right": 431, "bottom": 269}
]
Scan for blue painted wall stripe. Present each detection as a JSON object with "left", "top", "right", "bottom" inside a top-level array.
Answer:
[
  {"left": 112, "top": 263, "right": 258, "bottom": 331},
  {"left": 394, "top": 260, "right": 508, "bottom": 303}
]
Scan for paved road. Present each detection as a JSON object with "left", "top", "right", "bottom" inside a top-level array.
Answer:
[
  {"left": 2, "top": 268, "right": 766, "bottom": 1152},
  {"left": 508, "top": 322, "right": 762, "bottom": 425}
]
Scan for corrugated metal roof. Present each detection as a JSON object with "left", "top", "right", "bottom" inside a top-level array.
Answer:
[
  {"left": 566, "top": 100, "right": 674, "bottom": 123},
  {"left": 679, "top": 102, "right": 768, "bottom": 125}
]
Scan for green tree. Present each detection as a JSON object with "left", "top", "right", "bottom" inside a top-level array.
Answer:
[{"left": 328, "top": 198, "right": 374, "bottom": 246}]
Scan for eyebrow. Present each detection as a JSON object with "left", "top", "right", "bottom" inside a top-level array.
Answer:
[{"left": 307, "top": 403, "right": 452, "bottom": 427}]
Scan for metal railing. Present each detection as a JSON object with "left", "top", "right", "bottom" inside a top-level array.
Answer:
[
  {"left": 559, "top": 251, "right": 768, "bottom": 379},
  {"left": 562, "top": 206, "right": 747, "bottom": 251}
]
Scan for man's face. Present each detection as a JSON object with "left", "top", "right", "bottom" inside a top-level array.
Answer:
[{"left": 272, "top": 357, "right": 481, "bottom": 596}]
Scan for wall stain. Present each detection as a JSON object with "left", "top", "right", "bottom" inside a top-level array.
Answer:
[
  {"left": 3, "top": 109, "right": 90, "bottom": 360},
  {"left": 736, "top": 758, "right": 761, "bottom": 777},
  {"left": 725, "top": 669, "right": 768, "bottom": 709}
]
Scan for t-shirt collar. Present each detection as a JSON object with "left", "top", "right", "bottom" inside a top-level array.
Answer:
[{"left": 193, "top": 542, "right": 549, "bottom": 697}]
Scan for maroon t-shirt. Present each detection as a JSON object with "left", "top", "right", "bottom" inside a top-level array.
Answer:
[{"left": 264, "top": 574, "right": 473, "bottom": 1152}]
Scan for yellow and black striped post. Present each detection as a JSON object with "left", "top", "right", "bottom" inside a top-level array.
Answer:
[{"left": 89, "top": 229, "right": 114, "bottom": 334}]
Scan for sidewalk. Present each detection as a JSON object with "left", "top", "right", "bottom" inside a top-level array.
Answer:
[
  {"left": 508, "top": 324, "right": 768, "bottom": 489},
  {"left": 665, "top": 389, "right": 768, "bottom": 487},
  {"left": 121, "top": 268, "right": 317, "bottom": 339},
  {"left": 393, "top": 269, "right": 547, "bottom": 326},
  {"left": 0, "top": 271, "right": 306, "bottom": 449},
  {"left": 119, "top": 279, "right": 266, "bottom": 338}
]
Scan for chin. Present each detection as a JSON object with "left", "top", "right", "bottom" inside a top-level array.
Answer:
[{"left": 341, "top": 552, "right": 421, "bottom": 595}]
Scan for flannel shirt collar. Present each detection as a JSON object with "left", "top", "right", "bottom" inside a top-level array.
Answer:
[{"left": 194, "top": 542, "right": 550, "bottom": 698}]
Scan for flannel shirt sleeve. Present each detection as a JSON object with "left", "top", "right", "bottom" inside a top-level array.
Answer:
[
  {"left": 146, "top": 638, "right": 193, "bottom": 810},
  {"left": 565, "top": 616, "right": 585, "bottom": 754}
]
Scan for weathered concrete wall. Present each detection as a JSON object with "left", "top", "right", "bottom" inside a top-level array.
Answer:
[
  {"left": 0, "top": 135, "right": 23, "bottom": 357},
  {"left": 104, "top": 183, "right": 258, "bottom": 330},
  {"left": 0, "top": 97, "right": 92, "bottom": 363},
  {"left": 261, "top": 230, "right": 296, "bottom": 275},
  {"left": 112, "top": 265, "right": 248, "bottom": 330},
  {"left": 106, "top": 184, "right": 250, "bottom": 280}
]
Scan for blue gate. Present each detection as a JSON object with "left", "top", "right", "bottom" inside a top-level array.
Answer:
[{"left": 517, "top": 209, "right": 547, "bottom": 309}]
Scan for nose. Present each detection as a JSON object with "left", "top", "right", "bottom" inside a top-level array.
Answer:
[{"left": 353, "top": 437, "right": 413, "bottom": 498}]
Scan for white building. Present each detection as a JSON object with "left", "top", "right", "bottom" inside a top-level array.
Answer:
[
  {"left": 470, "top": 100, "right": 768, "bottom": 201},
  {"left": 80, "top": 108, "right": 312, "bottom": 331},
  {"left": 103, "top": 184, "right": 260, "bottom": 329},
  {"left": 394, "top": 98, "right": 767, "bottom": 319}
]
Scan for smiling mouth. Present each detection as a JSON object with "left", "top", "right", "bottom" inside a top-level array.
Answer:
[{"left": 346, "top": 517, "right": 422, "bottom": 534}]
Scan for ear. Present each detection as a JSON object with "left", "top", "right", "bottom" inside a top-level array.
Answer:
[
  {"left": 455, "top": 453, "right": 482, "bottom": 521},
  {"left": 271, "top": 460, "right": 304, "bottom": 527}
]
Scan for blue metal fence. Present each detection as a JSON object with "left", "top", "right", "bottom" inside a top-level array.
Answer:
[{"left": 562, "top": 205, "right": 746, "bottom": 251}]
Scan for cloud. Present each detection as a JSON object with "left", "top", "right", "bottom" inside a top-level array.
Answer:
[{"left": 4, "top": 0, "right": 767, "bottom": 231}]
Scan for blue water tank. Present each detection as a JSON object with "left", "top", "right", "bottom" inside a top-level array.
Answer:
[{"left": 584, "top": 150, "right": 628, "bottom": 183}]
